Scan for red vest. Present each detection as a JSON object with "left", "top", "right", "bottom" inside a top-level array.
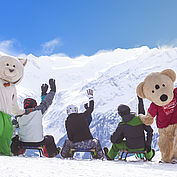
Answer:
[{"left": 148, "top": 88, "right": 177, "bottom": 128}]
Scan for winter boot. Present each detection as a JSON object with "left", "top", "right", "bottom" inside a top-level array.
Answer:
[
  {"left": 146, "top": 149, "right": 155, "bottom": 161},
  {"left": 103, "top": 147, "right": 113, "bottom": 160},
  {"left": 57, "top": 146, "right": 61, "bottom": 155}
]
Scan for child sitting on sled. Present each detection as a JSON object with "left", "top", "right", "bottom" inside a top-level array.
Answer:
[
  {"left": 104, "top": 96, "right": 155, "bottom": 161},
  {"left": 11, "top": 79, "right": 60, "bottom": 157},
  {"left": 61, "top": 89, "right": 104, "bottom": 159}
]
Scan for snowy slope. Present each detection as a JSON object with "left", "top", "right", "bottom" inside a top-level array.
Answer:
[
  {"left": 1, "top": 46, "right": 177, "bottom": 176},
  {"left": 18, "top": 46, "right": 177, "bottom": 153},
  {"left": 0, "top": 152, "right": 177, "bottom": 177},
  {"left": 1, "top": 46, "right": 177, "bottom": 157}
]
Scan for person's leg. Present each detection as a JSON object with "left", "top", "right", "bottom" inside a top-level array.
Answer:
[
  {"left": 61, "top": 139, "right": 73, "bottom": 158},
  {"left": 0, "top": 112, "right": 13, "bottom": 156},
  {"left": 88, "top": 139, "right": 103, "bottom": 159},
  {"left": 72, "top": 139, "right": 104, "bottom": 159},
  {"left": 11, "top": 135, "right": 20, "bottom": 155},
  {"left": 107, "top": 141, "right": 127, "bottom": 160},
  {"left": 44, "top": 135, "right": 59, "bottom": 157},
  {"left": 72, "top": 140, "right": 88, "bottom": 150}
]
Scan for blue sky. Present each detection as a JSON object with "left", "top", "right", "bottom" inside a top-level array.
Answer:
[{"left": 0, "top": 0, "right": 177, "bottom": 57}]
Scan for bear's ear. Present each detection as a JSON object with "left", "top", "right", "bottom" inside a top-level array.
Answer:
[
  {"left": 161, "top": 69, "right": 176, "bottom": 82},
  {"left": 136, "top": 82, "right": 146, "bottom": 98},
  {"left": 18, "top": 58, "right": 27, "bottom": 66}
]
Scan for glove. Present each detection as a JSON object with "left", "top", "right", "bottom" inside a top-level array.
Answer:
[
  {"left": 84, "top": 103, "right": 88, "bottom": 109},
  {"left": 12, "top": 119, "right": 19, "bottom": 128},
  {"left": 86, "top": 89, "right": 93, "bottom": 100},
  {"left": 12, "top": 119, "right": 18, "bottom": 125},
  {"left": 41, "top": 84, "right": 48, "bottom": 96},
  {"left": 49, "top": 79, "right": 56, "bottom": 92}
]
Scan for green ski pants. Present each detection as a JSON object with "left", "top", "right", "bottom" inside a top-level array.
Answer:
[
  {"left": 107, "top": 141, "right": 153, "bottom": 160},
  {"left": 0, "top": 111, "right": 13, "bottom": 156}
]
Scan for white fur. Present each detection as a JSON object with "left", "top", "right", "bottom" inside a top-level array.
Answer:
[{"left": 0, "top": 56, "right": 26, "bottom": 115}]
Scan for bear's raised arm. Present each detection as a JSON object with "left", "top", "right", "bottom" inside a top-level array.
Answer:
[{"left": 139, "top": 112, "right": 154, "bottom": 125}]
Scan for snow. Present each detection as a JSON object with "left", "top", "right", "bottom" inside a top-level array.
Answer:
[
  {"left": 0, "top": 152, "right": 176, "bottom": 177},
  {"left": 1, "top": 46, "right": 177, "bottom": 176},
  {"left": 26, "top": 46, "right": 177, "bottom": 152},
  {"left": 3, "top": 46, "right": 177, "bottom": 151}
]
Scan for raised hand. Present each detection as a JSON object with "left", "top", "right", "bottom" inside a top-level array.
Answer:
[
  {"left": 49, "top": 79, "right": 56, "bottom": 92},
  {"left": 41, "top": 83, "right": 48, "bottom": 96},
  {"left": 86, "top": 89, "right": 93, "bottom": 99}
]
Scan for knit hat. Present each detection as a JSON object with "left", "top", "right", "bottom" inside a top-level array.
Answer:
[
  {"left": 24, "top": 98, "right": 37, "bottom": 109},
  {"left": 117, "top": 104, "right": 130, "bottom": 117}
]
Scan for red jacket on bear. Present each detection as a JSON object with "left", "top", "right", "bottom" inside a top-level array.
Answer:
[{"left": 148, "top": 88, "right": 177, "bottom": 128}]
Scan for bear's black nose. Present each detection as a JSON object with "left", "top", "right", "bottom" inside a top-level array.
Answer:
[{"left": 160, "top": 94, "right": 168, "bottom": 102}]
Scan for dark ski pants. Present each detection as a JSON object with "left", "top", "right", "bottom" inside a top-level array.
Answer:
[
  {"left": 11, "top": 135, "right": 59, "bottom": 157},
  {"left": 107, "top": 141, "right": 154, "bottom": 160},
  {"left": 61, "top": 139, "right": 104, "bottom": 159},
  {"left": 43, "top": 135, "right": 59, "bottom": 157}
]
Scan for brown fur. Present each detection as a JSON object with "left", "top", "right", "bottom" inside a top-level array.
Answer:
[
  {"left": 136, "top": 69, "right": 177, "bottom": 163},
  {"left": 18, "top": 58, "right": 27, "bottom": 66},
  {"left": 161, "top": 69, "right": 176, "bottom": 82},
  {"left": 158, "top": 125, "right": 176, "bottom": 162},
  {"left": 139, "top": 112, "right": 154, "bottom": 125},
  {"left": 172, "top": 124, "right": 177, "bottom": 160},
  {"left": 136, "top": 82, "right": 146, "bottom": 98},
  {"left": 136, "top": 70, "right": 175, "bottom": 106}
]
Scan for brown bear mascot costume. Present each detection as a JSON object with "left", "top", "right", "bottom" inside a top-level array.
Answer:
[{"left": 136, "top": 69, "right": 177, "bottom": 163}]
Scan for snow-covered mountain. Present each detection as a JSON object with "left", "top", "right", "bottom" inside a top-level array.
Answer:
[{"left": 2, "top": 46, "right": 177, "bottom": 157}]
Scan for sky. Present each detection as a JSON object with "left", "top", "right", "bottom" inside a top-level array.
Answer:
[{"left": 0, "top": 0, "right": 177, "bottom": 57}]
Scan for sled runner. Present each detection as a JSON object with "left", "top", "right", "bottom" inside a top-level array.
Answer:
[
  {"left": 21, "top": 145, "right": 44, "bottom": 157},
  {"left": 70, "top": 148, "right": 96, "bottom": 156},
  {"left": 118, "top": 149, "right": 147, "bottom": 161}
]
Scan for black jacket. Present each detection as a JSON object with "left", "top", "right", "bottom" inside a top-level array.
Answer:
[
  {"left": 65, "top": 100, "right": 94, "bottom": 143},
  {"left": 111, "top": 98, "right": 153, "bottom": 150},
  {"left": 111, "top": 113, "right": 153, "bottom": 149}
]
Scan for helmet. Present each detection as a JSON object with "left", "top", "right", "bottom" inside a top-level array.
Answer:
[
  {"left": 24, "top": 98, "right": 37, "bottom": 109},
  {"left": 66, "top": 104, "right": 78, "bottom": 115}
]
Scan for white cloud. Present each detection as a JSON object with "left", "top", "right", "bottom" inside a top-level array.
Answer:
[
  {"left": 157, "top": 38, "right": 177, "bottom": 49},
  {"left": 41, "top": 38, "right": 62, "bottom": 55},
  {"left": 0, "top": 39, "right": 23, "bottom": 56},
  {"left": 0, "top": 40, "right": 14, "bottom": 54}
]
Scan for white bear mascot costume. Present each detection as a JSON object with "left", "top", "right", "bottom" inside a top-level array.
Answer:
[{"left": 0, "top": 56, "right": 26, "bottom": 156}]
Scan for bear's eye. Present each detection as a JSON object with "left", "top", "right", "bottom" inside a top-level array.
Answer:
[
  {"left": 152, "top": 90, "right": 155, "bottom": 93},
  {"left": 155, "top": 84, "right": 160, "bottom": 89},
  {"left": 13, "top": 65, "right": 15, "bottom": 68},
  {"left": 162, "top": 84, "right": 165, "bottom": 87},
  {"left": 6, "top": 63, "right": 9, "bottom": 66}
]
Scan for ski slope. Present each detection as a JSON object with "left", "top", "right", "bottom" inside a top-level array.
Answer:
[
  {"left": 1, "top": 46, "right": 177, "bottom": 166},
  {"left": 15, "top": 46, "right": 177, "bottom": 155},
  {"left": 0, "top": 152, "right": 176, "bottom": 177}
]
